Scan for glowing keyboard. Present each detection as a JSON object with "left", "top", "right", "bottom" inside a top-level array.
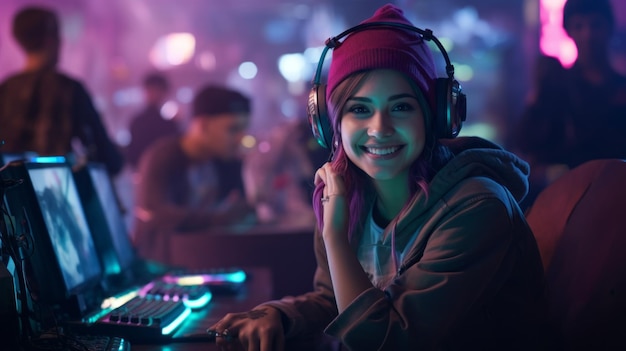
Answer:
[
  {"left": 32, "top": 332, "right": 131, "bottom": 351},
  {"left": 82, "top": 296, "right": 191, "bottom": 343},
  {"left": 139, "top": 280, "right": 212, "bottom": 310},
  {"left": 79, "top": 282, "right": 212, "bottom": 343}
]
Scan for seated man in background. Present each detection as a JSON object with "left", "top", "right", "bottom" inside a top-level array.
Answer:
[{"left": 132, "top": 84, "right": 256, "bottom": 263}]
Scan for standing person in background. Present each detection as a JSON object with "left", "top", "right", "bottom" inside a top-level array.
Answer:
[
  {"left": 133, "top": 84, "right": 256, "bottom": 264},
  {"left": 513, "top": 53, "right": 566, "bottom": 210},
  {"left": 209, "top": 4, "right": 550, "bottom": 350},
  {"left": 524, "top": 54, "right": 565, "bottom": 105},
  {"left": 0, "top": 6, "right": 123, "bottom": 175},
  {"left": 124, "top": 72, "right": 180, "bottom": 170},
  {"left": 512, "top": 0, "right": 626, "bottom": 210}
]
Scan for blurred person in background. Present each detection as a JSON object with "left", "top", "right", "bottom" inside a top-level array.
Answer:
[
  {"left": 511, "top": 0, "right": 626, "bottom": 210},
  {"left": 132, "top": 84, "right": 256, "bottom": 263},
  {"left": 524, "top": 54, "right": 565, "bottom": 105},
  {"left": 0, "top": 5, "right": 123, "bottom": 175},
  {"left": 243, "top": 116, "right": 328, "bottom": 226},
  {"left": 124, "top": 71, "right": 180, "bottom": 170}
]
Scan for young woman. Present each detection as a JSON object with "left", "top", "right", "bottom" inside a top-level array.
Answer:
[{"left": 210, "top": 4, "right": 549, "bottom": 350}]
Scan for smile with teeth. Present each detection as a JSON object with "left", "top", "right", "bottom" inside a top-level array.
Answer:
[{"left": 363, "top": 145, "right": 402, "bottom": 156}]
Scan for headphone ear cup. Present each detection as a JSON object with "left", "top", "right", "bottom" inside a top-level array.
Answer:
[
  {"left": 435, "top": 78, "right": 466, "bottom": 139},
  {"left": 307, "top": 84, "right": 333, "bottom": 149},
  {"left": 434, "top": 78, "right": 450, "bottom": 139},
  {"left": 450, "top": 79, "right": 467, "bottom": 138}
]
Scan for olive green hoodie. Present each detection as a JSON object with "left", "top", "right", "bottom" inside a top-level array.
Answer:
[{"left": 263, "top": 137, "right": 549, "bottom": 350}]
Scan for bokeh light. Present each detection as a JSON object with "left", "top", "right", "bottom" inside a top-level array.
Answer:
[{"left": 149, "top": 33, "right": 196, "bottom": 69}]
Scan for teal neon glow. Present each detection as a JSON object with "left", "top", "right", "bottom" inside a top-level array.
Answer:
[
  {"left": 228, "top": 270, "right": 247, "bottom": 283},
  {"left": 84, "top": 290, "right": 139, "bottom": 323},
  {"left": 31, "top": 156, "right": 66, "bottom": 163},
  {"left": 83, "top": 290, "right": 137, "bottom": 323},
  {"left": 175, "top": 270, "right": 247, "bottom": 286},
  {"left": 162, "top": 306, "right": 191, "bottom": 335},
  {"left": 183, "top": 291, "right": 212, "bottom": 309},
  {"left": 100, "top": 290, "right": 139, "bottom": 310},
  {"left": 83, "top": 309, "right": 111, "bottom": 324}
]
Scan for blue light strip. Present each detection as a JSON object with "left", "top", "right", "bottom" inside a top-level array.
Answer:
[
  {"left": 162, "top": 306, "right": 191, "bottom": 335},
  {"left": 31, "top": 156, "right": 66, "bottom": 163},
  {"left": 167, "top": 270, "right": 247, "bottom": 286},
  {"left": 183, "top": 291, "right": 212, "bottom": 309}
]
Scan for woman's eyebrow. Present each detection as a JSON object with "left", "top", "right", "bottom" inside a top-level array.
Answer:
[
  {"left": 389, "top": 93, "right": 418, "bottom": 101},
  {"left": 348, "top": 93, "right": 418, "bottom": 102}
]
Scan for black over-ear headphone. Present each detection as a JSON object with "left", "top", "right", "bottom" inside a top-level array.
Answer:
[{"left": 307, "top": 21, "right": 467, "bottom": 150}]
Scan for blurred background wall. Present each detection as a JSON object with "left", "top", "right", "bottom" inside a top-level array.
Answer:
[
  {"left": 0, "top": 0, "right": 624, "bottom": 227},
  {"left": 3, "top": 0, "right": 623, "bottom": 142}
]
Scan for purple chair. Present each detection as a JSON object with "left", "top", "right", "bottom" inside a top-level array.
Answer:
[{"left": 526, "top": 159, "right": 626, "bottom": 350}]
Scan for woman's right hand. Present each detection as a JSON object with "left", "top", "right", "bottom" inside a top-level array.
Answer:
[
  {"left": 314, "top": 162, "right": 348, "bottom": 243},
  {"left": 208, "top": 306, "right": 285, "bottom": 351}
]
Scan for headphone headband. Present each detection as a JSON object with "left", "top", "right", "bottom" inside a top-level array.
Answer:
[
  {"left": 308, "top": 21, "right": 467, "bottom": 151},
  {"left": 319, "top": 22, "right": 455, "bottom": 81}
]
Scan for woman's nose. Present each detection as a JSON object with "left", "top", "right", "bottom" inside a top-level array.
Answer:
[{"left": 367, "top": 111, "right": 394, "bottom": 138}]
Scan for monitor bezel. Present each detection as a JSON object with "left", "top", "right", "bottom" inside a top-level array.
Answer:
[{"left": 1, "top": 160, "right": 103, "bottom": 306}]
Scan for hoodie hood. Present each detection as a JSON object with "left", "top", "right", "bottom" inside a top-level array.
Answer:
[
  {"left": 384, "top": 136, "right": 529, "bottom": 250},
  {"left": 435, "top": 136, "right": 530, "bottom": 203}
]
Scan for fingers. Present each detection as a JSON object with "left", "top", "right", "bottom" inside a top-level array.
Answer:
[
  {"left": 207, "top": 327, "right": 236, "bottom": 341},
  {"left": 208, "top": 312, "right": 238, "bottom": 340},
  {"left": 313, "top": 164, "right": 327, "bottom": 187},
  {"left": 209, "top": 309, "right": 284, "bottom": 351},
  {"left": 211, "top": 326, "right": 244, "bottom": 351},
  {"left": 314, "top": 163, "right": 345, "bottom": 197}
]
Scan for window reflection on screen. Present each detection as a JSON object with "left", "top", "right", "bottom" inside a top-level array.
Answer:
[{"left": 28, "top": 166, "right": 101, "bottom": 292}]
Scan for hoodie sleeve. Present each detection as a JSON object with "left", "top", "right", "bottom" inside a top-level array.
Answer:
[
  {"left": 259, "top": 229, "right": 339, "bottom": 339},
  {"left": 325, "top": 179, "right": 522, "bottom": 350}
]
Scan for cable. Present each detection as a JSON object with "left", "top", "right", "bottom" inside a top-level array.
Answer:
[{"left": 1, "top": 188, "right": 38, "bottom": 349}]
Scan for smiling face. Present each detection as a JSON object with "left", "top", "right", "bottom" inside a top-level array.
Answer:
[{"left": 339, "top": 69, "right": 427, "bottom": 183}]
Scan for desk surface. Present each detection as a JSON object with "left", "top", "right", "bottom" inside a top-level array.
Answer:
[
  {"left": 132, "top": 266, "right": 335, "bottom": 351},
  {"left": 170, "top": 224, "right": 317, "bottom": 300}
]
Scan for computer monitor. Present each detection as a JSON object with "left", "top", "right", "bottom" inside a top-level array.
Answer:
[
  {"left": 0, "top": 160, "right": 102, "bottom": 308},
  {"left": 73, "top": 163, "right": 136, "bottom": 283},
  {"left": 0, "top": 152, "right": 38, "bottom": 167}
]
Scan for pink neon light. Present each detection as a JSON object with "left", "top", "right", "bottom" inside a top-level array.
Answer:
[{"left": 539, "top": 0, "right": 577, "bottom": 67}]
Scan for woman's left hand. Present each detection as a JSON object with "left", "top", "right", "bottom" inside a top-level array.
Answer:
[
  {"left": 208, "top": 306, "right": 285, "bottom": 351},
  {"left": 314, "top": 162, "right": 348, "bottom": 242}
]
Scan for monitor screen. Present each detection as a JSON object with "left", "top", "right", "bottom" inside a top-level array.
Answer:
[
  {"left": 78, "top": 163, "right": 135, "bottom": 276},
  {"left": 0, "top": 161, "right": 102, "bottom": 307},
  {"left": 27, "top": 164, "right": 102, "bottom": 293}
]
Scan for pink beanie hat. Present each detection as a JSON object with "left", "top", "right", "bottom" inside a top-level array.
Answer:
[{"left": 326, "top": 4, "right": 437, "bottom": 112}]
